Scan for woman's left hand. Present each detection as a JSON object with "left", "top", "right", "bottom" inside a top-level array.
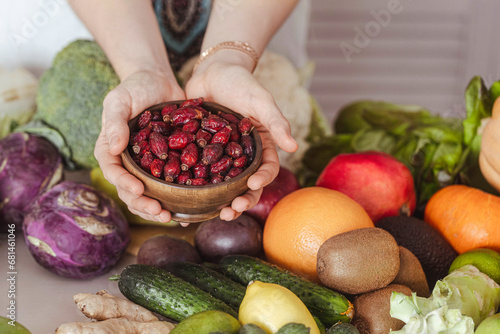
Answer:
[{"left": 185, "top": 60, "right": 298, "bottom": 221}]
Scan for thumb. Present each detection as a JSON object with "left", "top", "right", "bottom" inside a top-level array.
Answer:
[{"left": 102, "top": 89, "right": 133, "bottom": 156}]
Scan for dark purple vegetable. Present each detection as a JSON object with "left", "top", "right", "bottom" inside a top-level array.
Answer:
[
  {"left": 22, "top": 181, "right": 130, "bottom": 279},
  {"left": 194, "top": 214, "right": 263, "bottom": 263},
  {"left": 246, "top": 166, "right": 301, "bottom": 226},
  {"left": 0, "top": 132, "right": 62, "bottom": 232},
  {"left": 137, "top": 235, "right": 201, "bottom": 267}
]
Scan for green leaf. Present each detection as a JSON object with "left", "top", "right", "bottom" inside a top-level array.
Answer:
[{"left": 463, "top": 76, "right": 492, "bottom": 145}]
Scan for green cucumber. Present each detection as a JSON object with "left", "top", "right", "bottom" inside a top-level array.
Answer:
[
  {"left": 238, "top": 324, "right": 267, "bottom": 334},
  {"left": 217, "top": 255, "right": 353, "bottom": 327},
  {"left": 313, "top": 316, "right": 326, "bottom": 334},
  {"left": 276, "top": 323, "right": 311, "bottom": 334},
  {"left": 169, "top": 310, "right": 241, "bottom": 334},
  {"left": 112, "top": 264, "right": 237, "bottom": 322},
  {"left": 325, "top": 323, "right": 360, "bottom": 334},
  {"left": 163, "top": 261, "right": 246, "bottom": 310}
]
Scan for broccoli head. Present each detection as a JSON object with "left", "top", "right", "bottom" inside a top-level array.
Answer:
[{"left": 36, "top": 40, "right": 120, "bottom": 169}]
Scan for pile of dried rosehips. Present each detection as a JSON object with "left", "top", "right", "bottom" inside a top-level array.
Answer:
[{"left": 128, "top": 98, "right": 256, "bottom": 186}]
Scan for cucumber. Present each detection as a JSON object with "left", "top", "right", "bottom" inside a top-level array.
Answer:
[
  {"left": 112, "top": 264, "right": 237, "bottom": 322},
  {"left": 313, "top": 316, "right": 326, "bottom": 334},
  {"left": 163, "top": 261, "right": 246, "bottom": 310},
  {"left": 217, "top": 255, "right": 353, "bottom": 327},
  {"left": 238, "top": 324, "right": 267, "bottom": 334},
  {"left": 325, "top": 323, "right": 360, "bottom": 334},
  {"left": 169, "top": 310, "right": 241, "bottom": 334},
  {"left": 276, "top": 323, "right": 311, "bottom": 334}
]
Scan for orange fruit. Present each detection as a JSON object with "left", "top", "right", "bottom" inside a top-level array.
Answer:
[
  {"left": 424, "top": 184, "right": 500, "bottom": 254},
  {"left": 263, "top": 187, "right": 375, "bottom": 282}
]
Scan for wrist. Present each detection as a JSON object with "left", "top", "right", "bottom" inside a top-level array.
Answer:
[{"left": 193, "top": 43, "right": 258, "bottom": 75}]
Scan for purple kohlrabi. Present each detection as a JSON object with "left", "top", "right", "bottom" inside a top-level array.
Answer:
[
  {"left": 0, "top": 132, "right": 63, "bottom": 232},
  {"left": 23, "top": 181, "right": 130, "bottom": 279}
]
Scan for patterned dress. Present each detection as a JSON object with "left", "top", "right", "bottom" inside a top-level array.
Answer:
[{"left": 153, "top": 0, "right": 211, "bottom": 71}]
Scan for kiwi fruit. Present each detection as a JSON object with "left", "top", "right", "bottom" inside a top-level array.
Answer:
[
  {"left": 351, "top": 284, "right": 412, "bottom": 334},
  {"left": 377, "top": 216, "right": 457, "bottom": 288},
  {"left": 392, "top": 246, "right": 430, "bottom": 297},
  {"left": 317, "top": 228, "right": 400, "bottom": 295}
]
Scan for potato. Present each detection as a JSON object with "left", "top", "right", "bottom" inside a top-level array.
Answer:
[
  {"left": 137, "top": 235, "right": 201, "bottom": 267},
  {"left": 194, "top": 214, "right": 263, "bottom": 263},
  {"left": 317, "top": 228, "right": 399, "bottom": 295},
  {"left": 351, "top": 284, "right": 412, "bottom": 334}
]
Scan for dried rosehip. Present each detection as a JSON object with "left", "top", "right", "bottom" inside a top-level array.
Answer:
[
  {"left": 177, "top": 170, "right": 191, "bottom": 185},
  {"left": 138, "top": 110, "right": 152, "bottom": 129},
  {"left": 210, "top": 174, "right": 224, "bottom": 184},
  {"left": 193, "top": 105, "right": 209, "bottom": 118},
  {"left": 168, "top": 150, "right": 181, "bottom": 160},
  {"left": 225, "top": 167, "right": 243, "bottom": 180},
  {"left": 195, "top": 129, "right": 212, "bottom": 148},
  {"left": 180, "top": 97, "right": 204, "bottom": 107},
  {"left": 201, "top": 114, "right": 228, "bottom": 133},
  {"left": 180, "top": 143, "right": 198, "bottom": 171},
  {"left": 218, "top": 111, "right": 240, "bottom": 124},
  {"left": 151, "top": 111, "right": 162, "bottom": 121},
  {"left": 150, "top": 159, "right": 165, "bottom": 178},
  {"left": 186, "top": 178, "right": 209, "bottom": 186},
  {"left": 210, "top": 126, "right": 232, "bottom": 146},
  {"left": 140, "top": 151, "right": 154, "bottom": 170},
  {"left": 192, "top": 163, "right": 208, "bottom": 179},
  {"left": 182, "top": 119, "right": 200, "bottom": 134},
  {"left": 225, "top": 141, "right": 243, "bottom": 158},
  {"left": 150, "top": 132, "right": 169, "bottom": 160},
  {"left": 130, "top": 127, "right": 152, "bottom": 145},
  {"left": 168, "top": 131, "right": 190, "bottom": 150},
  {"left": 233, "top": 155, "right": 248, "bottom": 168},
  {"left": 168, "top": 107, "right": 203, "bottom": 126},
  {"left": 132, "top": 140, "right": 150, "bottom": 157},
  {"left": 240, "top": 134, "right": 255, "bottom": 161},
  {"left": 161, "top": 104, "right": 177, "bottom": 121},
  {"left": 149, "top": 121, "right": 172, "bottom": 136},
  {"left": 185, "top": 131, "right": 196, "bottom": 144},
  {"left": 229, "top": 125, "right": 241, "bottom": 142},
  {"left": 210, "top": 156, "right": 233, "bottom": 174},
  {"left": 238, "top": 117, "right": 254, "bottom": 135},
  {"left": 163, "top": 157, "right": 181, "bottom": 182},
  {"left": 202, "top": 144, "right": 223, "bottom": 165}
]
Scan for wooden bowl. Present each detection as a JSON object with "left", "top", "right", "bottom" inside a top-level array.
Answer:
[{"left": 121, "top": 101, "right": 263, "bottom": 223}]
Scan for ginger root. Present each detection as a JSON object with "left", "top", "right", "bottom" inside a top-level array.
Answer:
[
  {"left": 55, "top": 317, "right": 175, "bottom": 334},
  {"left": 73, "top": 290, "right": 158, "bottom": 322}
]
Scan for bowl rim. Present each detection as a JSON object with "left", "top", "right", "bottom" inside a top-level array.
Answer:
[{"left": 121, "top": 100, "right": 263, "bottom": 190}]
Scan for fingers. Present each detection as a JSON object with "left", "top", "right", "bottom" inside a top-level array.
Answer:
[
  {"left": 102, "top": 88, "right": 133, "bottom": 156},
  {"left": 220, "top": 188, "right": 263, "bottom": 221},
  {"left": 252, "top": 92, "right": 298, "bottom": 154},
  {"left": 247, "top": 132, "right": 280, "bottom": 190},
  {"left": 94, "top": 130, "right": 171, "bottom": 223}
]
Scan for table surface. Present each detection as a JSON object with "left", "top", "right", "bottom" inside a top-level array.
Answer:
[{"left": 0, "top": 232, "right": 137, "bottom": 334}]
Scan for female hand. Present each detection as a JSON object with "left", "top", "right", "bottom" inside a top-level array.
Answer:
[
  {"left": 95, "top": 70, "right": 185, "bottom": 223},
  {"left": 185, "top": 60, "right": 299, "bottom": 221}
]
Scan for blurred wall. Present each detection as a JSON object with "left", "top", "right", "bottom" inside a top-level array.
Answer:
[{"left": 307, "top": 0, "right": 500, "bottom": 123}]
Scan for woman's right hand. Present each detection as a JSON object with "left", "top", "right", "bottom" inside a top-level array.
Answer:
[{"left": 94, "top": 70, "right": 185, "bottom": 223}]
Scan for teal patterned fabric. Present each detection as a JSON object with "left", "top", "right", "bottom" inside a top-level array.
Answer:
[{"left": 153, "top": 0, "right": 211, "bottom": 70}]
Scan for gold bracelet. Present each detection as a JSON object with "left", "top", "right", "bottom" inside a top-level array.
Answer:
[{"left": 193, "top": 41, "right": 259, "bottom": 73}]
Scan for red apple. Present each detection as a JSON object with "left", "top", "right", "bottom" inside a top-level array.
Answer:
[
  {"left": 246, "top": 166, "right": 301, "bottom": 225},
  {"left": 316, "top": 151, "right": 416, "bottom": 222}
]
